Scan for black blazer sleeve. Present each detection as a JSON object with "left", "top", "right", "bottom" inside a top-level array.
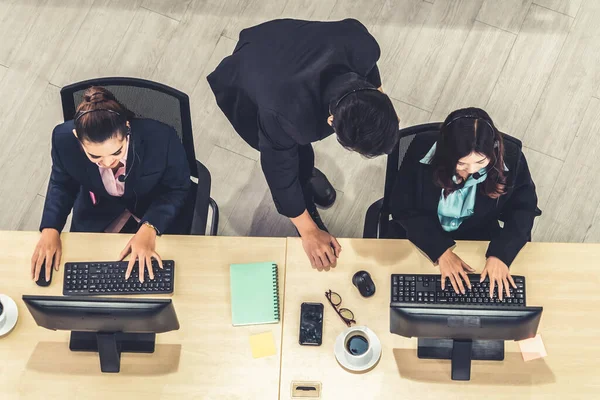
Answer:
[
  {"left": 139, "top": 130, "right": 191, "bottom": 234},
  {"left": 258, "top": 111, "right": 305, "bottom": 218},
  {"left": 40, "top": 127, "right": 80, "bottom": 233},
  {"left": 485, "top": 155, "right": 538, "bottom": 267},
  {"left": 390, "top": 141, "right": 456, "bottom": 263}
]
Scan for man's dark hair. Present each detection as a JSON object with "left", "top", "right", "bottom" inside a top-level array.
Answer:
[{"left": 331, "top": 88, "right": 399, "bottom": 157}]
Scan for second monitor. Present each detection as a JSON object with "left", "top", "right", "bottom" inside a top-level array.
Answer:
[{"left": 389, "top": 274, "right": 543, "bottom": 381}]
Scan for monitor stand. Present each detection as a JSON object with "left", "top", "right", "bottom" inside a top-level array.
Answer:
[
  {"left": 417, "top": 338, "right": 504, "bottom": 381},
  {"left": 69, "top": 331, "right": 156, "bottom": 373}
]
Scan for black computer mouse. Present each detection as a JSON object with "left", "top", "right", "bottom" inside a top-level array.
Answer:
[
  {"left": 36, "top": 260, "right": 53, "bottom": 287},
  {"left": 352, "top": 270, "right": 376, "bottom": 298}
]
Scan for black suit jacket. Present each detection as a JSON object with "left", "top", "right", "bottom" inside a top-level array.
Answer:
[
  {"left": 40, "top": 118, "right": 191, "bottom": 234},
  {"left": 207, "top": 18, "right": 382, "bottom": 217},
  {"left": 390, "top": 131, "right": 539, "bottom": 267}
]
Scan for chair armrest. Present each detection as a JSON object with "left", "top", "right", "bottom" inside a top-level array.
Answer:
[
  {"left": 363, "top": 198, "right": 384, "bottom": 238},
  {"left": 208, "top": 198, "right": 219, "bottom": 236}
]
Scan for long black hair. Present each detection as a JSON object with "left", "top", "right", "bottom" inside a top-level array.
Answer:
[{"left": 431, "top": 107, "right": 507, "bottom": 199}]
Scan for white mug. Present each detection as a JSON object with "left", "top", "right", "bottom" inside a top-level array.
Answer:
[{"left": 334, "top": 326, "right": 381, "bottom": 371}]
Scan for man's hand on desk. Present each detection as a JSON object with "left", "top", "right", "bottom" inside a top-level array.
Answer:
[
  {"left": 119, "top": 223, "right": 163, "bottom": 283},
  {"left": 31, "top": 228, "right": 61, "bottom": 281},
  {"left": 292, "top": 210, "right": 342, "bottom": 271},
  {"left": 301, "top": 228, "right": 342, "bottom": 271}
]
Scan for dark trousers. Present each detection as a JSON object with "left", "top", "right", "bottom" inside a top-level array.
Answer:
[
  {"left": 298, "top": 144, "right": 316, "bottom": 210},
  {"left": 237, "top": 125, "right": 316, "bottom": 212}
]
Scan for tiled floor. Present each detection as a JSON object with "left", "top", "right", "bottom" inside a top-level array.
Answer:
[{"left": 1, "top": 0, "right": 598, "bottom": 243}]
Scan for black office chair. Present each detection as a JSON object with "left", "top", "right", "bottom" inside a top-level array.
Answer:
[
  {"left": 60, "top": 77, "right": 219, "bottom": 236},
  {"left": 363, "top": 122, "right": 542, "bottom": 239}
]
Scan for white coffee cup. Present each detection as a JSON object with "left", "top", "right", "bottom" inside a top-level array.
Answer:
[
  {"left": 334, "top": 326, "right": 382, "bottom": 372},
  {"left": 0, "top": 298, "right": 6, "bottom": 327},
  {"left": 0, "top": 294, "right": 18, "bottom": 337}
]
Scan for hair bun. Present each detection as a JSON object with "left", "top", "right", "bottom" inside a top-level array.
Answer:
[{"left": 82, "top": 86, "right": 113, "bottom": 104}]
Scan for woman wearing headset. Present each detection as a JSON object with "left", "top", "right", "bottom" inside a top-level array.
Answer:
[
  {"left": 391, "top": 108, "right": 539, "bottom": 300},
  {"left": 31, "top": 86, "right": 191, "bottom": 283}
]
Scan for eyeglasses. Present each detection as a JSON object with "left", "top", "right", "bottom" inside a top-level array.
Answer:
[{"left": 325, "top": 290, "right": 356, "bottom": 327}]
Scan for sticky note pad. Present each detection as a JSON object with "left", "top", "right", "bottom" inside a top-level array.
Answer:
[
  {"left": 518, "top": 334, "right": 547, "bottom": 362},
  {"left": 249, "top": 331, "right": 277, "bottom": 359}
]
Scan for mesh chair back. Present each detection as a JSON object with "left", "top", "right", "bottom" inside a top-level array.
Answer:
[
  {"left": 382, "top": 123, "right": 441, "bottom": 214},
  {"left": 60, "top": 77, "right": 198, "bottom": 178}
]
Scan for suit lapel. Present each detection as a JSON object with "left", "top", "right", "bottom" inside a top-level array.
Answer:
[
  {"left": 123, "top": 123, "right": 144, "bottom": 199},
  {"left": 81, "top": 145, "right": 110, "bottom": 198}
]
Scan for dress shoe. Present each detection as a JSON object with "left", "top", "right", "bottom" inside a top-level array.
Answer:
[{"left": 308, "top": 168, "right": 336, "bottom": 209}]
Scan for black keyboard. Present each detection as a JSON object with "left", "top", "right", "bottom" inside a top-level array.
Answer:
[
  {"left": 390, "top": 274, "right": 526, "bottom": 306},
  {"left": 63, "top": 260, "right": 175, "bottom": 296}
]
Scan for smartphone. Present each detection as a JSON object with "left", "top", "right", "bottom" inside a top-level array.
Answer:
[{"left": 299, "top": 302, "right": 324, "bottom": 346}]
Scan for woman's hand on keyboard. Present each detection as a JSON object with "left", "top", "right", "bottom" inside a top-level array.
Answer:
[
  {"left": 480, "top": 257, "right": 515, "bottom": 300},
  {"left": 438, "top": 248, "right": 475, "bottom": 294},
  {"left": 119, "top": 223, "right": 163, "bottom": 283},
  {"left": 31, "top": 228, "right": 61, "bottom": 281}
]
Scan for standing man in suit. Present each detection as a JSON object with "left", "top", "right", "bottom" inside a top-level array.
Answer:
[{"left": 208, "top": 18, "right": 400, "bottom": 270}]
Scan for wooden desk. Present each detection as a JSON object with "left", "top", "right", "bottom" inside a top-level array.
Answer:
[
  {"left": 280, "top": 238, "right": 600, "bottom": 399},
  {"left": 0, "top": 232, "right": 286, "bottom": 400}
]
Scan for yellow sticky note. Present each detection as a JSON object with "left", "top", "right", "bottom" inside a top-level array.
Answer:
[
  {"left": 518, "top": 334, "right": 547, "bottom": 362},
  {"left": 249, "top": 331, "right": 277, "bottom": 359}
]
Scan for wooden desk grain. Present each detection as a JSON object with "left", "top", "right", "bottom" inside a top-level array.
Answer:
[
  {"left": 0, "top": 232, "right": 286, "bottom": 400},
  {"left": 279, "top": 238, "right": 600, "bottom": 399}
]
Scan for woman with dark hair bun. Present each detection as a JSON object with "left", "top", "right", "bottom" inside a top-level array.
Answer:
[
  {"left": 391, "top": 107, "right": 539, "bottom": 300},
  {"left": 31, "top": 86, "right": 191, "bottom": 283}
]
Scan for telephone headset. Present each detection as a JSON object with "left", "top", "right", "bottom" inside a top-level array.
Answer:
[
  {"left": 74, "top": 108, "right": 136, "bottom": 183},
  {"left": 330, "top": 87, "right": 379, "bottom": 115},
  {"left": 444, "top": 114, "right": 500, "bottom": 180}
]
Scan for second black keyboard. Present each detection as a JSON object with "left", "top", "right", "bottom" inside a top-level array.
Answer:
[
  {"left": 63, "top": 260, "right": 175, "bottom": 296},
  {"left": 390, "top": 274, "right": 526, "bottom": 306}
]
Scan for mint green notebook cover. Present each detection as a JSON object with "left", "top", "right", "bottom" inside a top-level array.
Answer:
[{"left": 230, "top": 262, "right": 280, "bottom": 326}]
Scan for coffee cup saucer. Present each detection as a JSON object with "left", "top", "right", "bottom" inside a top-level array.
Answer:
[
  {"left": 0, "top": 294, "right": 18, "bottom": 337},
  {"left": 334, "top": 326, "right": 382, "bottom": 372}
]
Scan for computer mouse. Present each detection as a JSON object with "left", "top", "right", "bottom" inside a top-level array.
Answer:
[
  {"left": 352, "top": 270, "right": 376, "bottom": 298},
  {"left": 35, "top": 260, "right": 53, "bottom": 287}
]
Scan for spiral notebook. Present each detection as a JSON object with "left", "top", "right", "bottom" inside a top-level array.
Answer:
[{"left": 230, "top": 262, "right": 280, "bottom": 326}]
